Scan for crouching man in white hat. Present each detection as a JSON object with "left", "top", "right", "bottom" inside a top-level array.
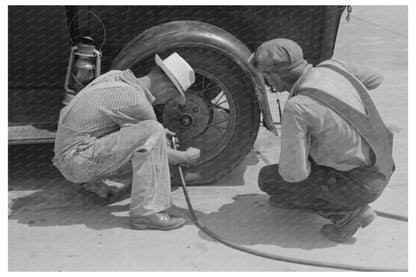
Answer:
[{"left": 53, "top": 53, "right": 200, "bottom": 230}]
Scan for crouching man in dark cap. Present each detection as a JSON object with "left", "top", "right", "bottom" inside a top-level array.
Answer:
[
  {"left": 53, "top": 53, "right": 200, "bottom": 230},
  {"left": 249, "top": 39, "right": 394, "bottom": 242}
]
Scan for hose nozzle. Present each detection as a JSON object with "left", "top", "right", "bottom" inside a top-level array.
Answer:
[{"left": 171, "top": 136, "right": 179, "bottom": 150}]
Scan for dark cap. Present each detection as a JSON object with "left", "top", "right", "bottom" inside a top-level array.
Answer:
[{"left": 248, "top": 38, "right": 304, "bottom": 71}]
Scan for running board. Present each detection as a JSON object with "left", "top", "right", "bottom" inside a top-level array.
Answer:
[{"left": 8, "top": 125, "right": 56, "bottom": 145}]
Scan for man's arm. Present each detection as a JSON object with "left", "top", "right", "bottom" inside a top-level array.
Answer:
[
  {"left": 167, "top": 147, "right": 200, "bottom": 165},
  {"left": 163, "top": 128, "right": 201, "bottom": 165},
  {"left": 278, "top": 99, "right": 311, "bottom": 182}
]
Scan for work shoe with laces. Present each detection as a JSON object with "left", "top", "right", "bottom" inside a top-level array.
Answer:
[
  {"left": 129, "top": 212, "right": 186, "bottom": 230},
  {"left": 320, "top": 205, "right": 376, "bottom": 243}
]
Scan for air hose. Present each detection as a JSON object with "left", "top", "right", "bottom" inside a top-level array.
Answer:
[
  {"left": 375, "top": 210, "right": 408, "bottom": 222},
  {"left": 172, "top": 138, "right": 407, "bottom": 272}
]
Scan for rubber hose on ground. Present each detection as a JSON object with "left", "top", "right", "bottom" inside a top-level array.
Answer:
[{"left": 177, "top": 165, "right": 407, "bottom": 272}]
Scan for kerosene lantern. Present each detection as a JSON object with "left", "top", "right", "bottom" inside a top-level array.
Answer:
[{"left": 63, "top": 36, "right": 102, "bottom": 105}]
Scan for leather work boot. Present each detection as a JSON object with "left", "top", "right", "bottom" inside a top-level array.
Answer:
[
  {"left": 129, "top": 212, "right": 186, "bottom": 230},
  {"left": 320, "top": 205, "right": 376, "bottom": 243}
]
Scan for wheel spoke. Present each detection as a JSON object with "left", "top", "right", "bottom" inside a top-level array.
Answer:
[
  {"left": 200, "top": 85, "right": 220, "bottom": 95},
  {"left": 215, "top": 100, "right": 228, "bottom": 106},
  {"left": 200, "top": 133, "right": 211, "bottom": 149},
  {"left": 212, "top": 118, "right": 229, "bottom": 125},
  {"left": 194, "top": 76, "right": 205, "bottom": 97},
  {"left": 203, "top": 78, "right": 214, "bottom": 90},
  {"left": 212, "top": 91, "right": 225, "bottom": 106},
  {"left": 194, "top": 76, "right": 219, "bottom": 97},
  {"left": 212, "top": 125, "right": 225, "bottom": 136},
  {"left": 195, "top": 89, "right": 204, "bottom": 98},
  {"left": 168, "top": 70, "right": 238, "bottom": 165},
  {"left": 210, "top": 103, "right": 230, "bottom": 113}
]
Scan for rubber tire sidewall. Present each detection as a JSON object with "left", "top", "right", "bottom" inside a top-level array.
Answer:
[{"left": 113, "top": 46, "right": 260, "bottom": 185}]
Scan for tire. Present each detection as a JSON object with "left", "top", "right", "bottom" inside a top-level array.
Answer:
[{"left": 112, "top": 22, "right": 260, "bottom": 185}]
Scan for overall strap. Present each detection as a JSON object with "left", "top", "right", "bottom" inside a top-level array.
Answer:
[
  {"left": 297, "top": 66, "right": 393, "bottom": 170},
  {"left": 298, "top": 88, "right": 385, "bottom": 166},
  {"left": 317, "top": 64, "right": 384, "bottom": 126},
  {"left": 317, "top": 64, "right": 393, "bottom": 161}
]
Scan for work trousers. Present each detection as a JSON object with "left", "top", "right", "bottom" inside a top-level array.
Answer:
[
  {"left": 258, "top": 159, "right": 382, "bottom": 221},
  {"left": 55, "top": 120, "right": 171, "bottom": 217}
]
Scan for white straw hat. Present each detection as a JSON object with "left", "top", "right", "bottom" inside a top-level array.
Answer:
[{"left": 155, "top": 53, "right": 195, "bottom": 105}]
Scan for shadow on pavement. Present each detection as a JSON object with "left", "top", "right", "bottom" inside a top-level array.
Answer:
[
  {"left": 8, "top": 144, "right": 131, "bottom": 230},
  {"left": 9, "top": 144, "right": 343, "bottom": 250},
  {"left": 169, "top": 194, "right": 346, "bottom": 250},
  {"left": 212, "top": 149, "right": 260, "bottom": 186},
  {"left": 8, "top": 143, "right": 259, "bottom": 230}
]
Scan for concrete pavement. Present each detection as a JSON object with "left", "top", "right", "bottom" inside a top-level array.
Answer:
[{"left": 8, "top": 6, "right": 408, "bottom": 271}]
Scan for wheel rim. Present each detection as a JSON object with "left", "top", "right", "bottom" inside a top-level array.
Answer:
[{"left": 162, "top": 69, "right": 237, "bottom": 165}]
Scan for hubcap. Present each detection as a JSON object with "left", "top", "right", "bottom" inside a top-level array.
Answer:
[
  {"left": 161, "top": 71, "right": 235, "bottom": 164},
  {"left": 162, "top": 94, "right": 210, "bottom": 139},
  {"left": 180, "top": 115, "right": 193, "bottom": 127}
]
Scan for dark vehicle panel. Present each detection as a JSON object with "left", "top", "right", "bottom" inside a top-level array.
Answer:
[{"left": 8, "top": 5, "right": 345, "bottom": 143}]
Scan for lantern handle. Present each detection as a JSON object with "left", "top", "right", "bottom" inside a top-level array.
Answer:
[
  {"left": 68, "top": 9, "right": 107, "bottom": 51},
  {"left": 64, "top": 46, "right": 77, "bottom": 94}
]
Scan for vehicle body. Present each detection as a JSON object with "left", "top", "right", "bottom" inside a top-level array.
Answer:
[{"left": 8, "top": 6, "right": 346, "bottom": 184}]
